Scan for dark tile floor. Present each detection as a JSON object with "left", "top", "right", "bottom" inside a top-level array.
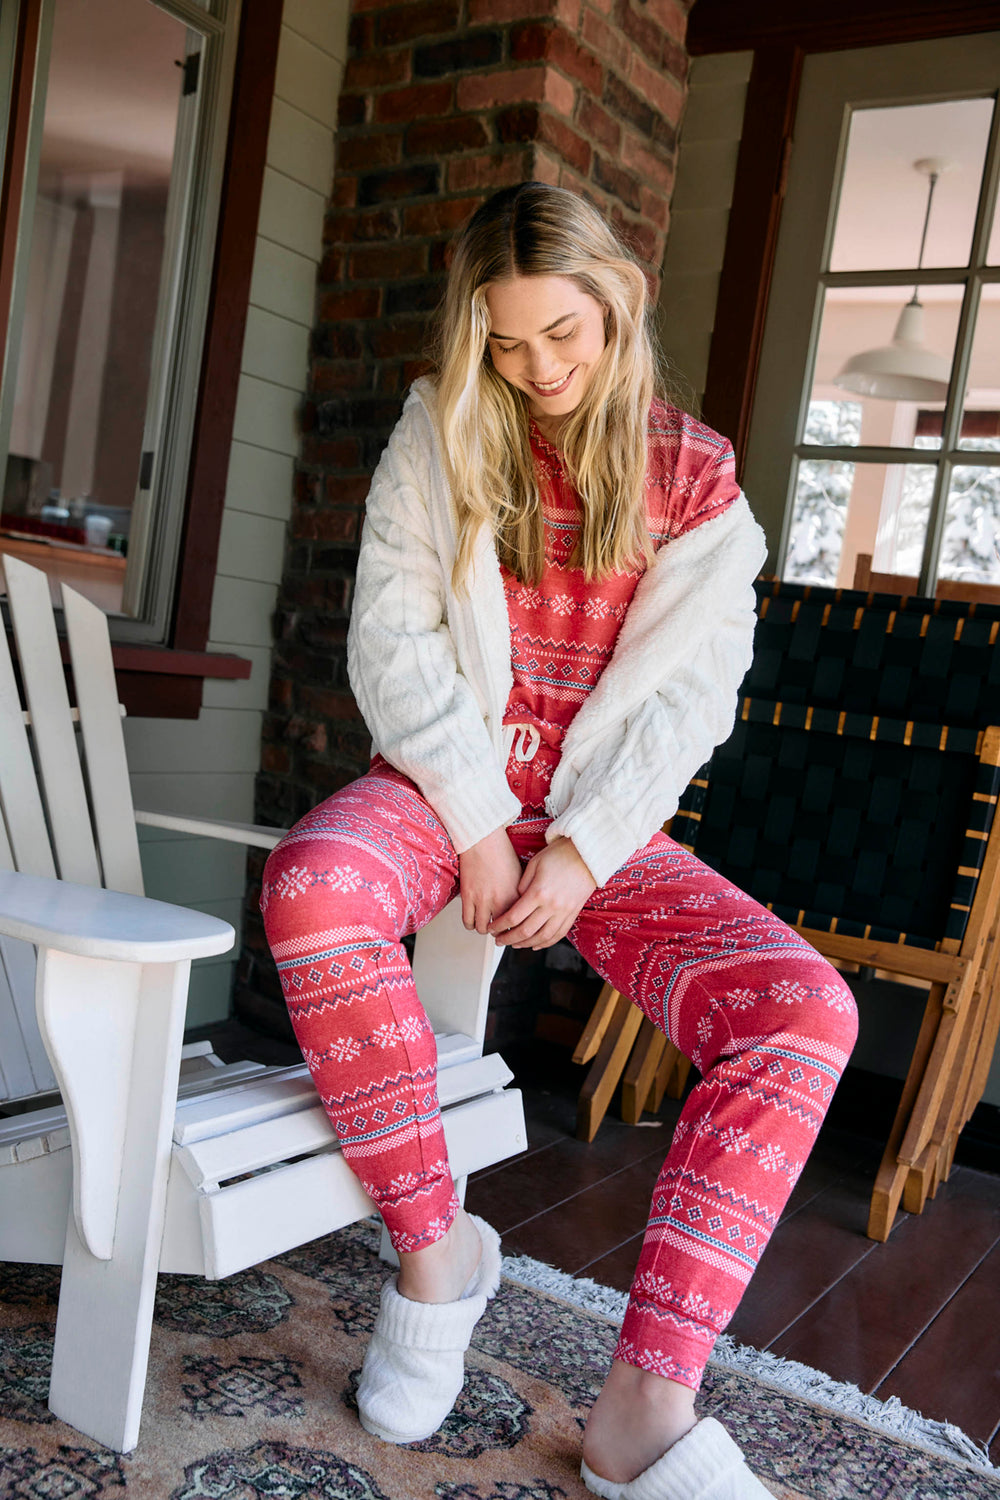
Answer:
[{"left": 207, "top": 1021, "right": 1000, "bottom": 1461}]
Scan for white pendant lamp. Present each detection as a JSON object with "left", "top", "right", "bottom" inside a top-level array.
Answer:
[{"left": 834, "top": 158, "right": 952, "bottom": 403}]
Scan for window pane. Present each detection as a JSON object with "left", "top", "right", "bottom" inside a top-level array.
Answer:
[
  {"left": 989, "top": 182, "right": 1000, "bottom": 265},
  {"left": 938, "top": 465, "right": 1000, "bottom": 587},
  {"left": 1, "top": 0, "right": 192, "bottom": 615},
  {"left": 784, "top": 459, "right": 937, "bottom": 589},
  {"left": 829, "top": 98, "right": 993, "bottom": 273},
  {"left": 957, "top": 284, "right": 1000, "bottom": 451},
  {"left": 805, "top": 286, "right": 962, "bottom": 448}
]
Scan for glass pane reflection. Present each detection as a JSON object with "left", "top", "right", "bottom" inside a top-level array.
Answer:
[
  {"left": 2, "top": 0, "right": 190, "bottom": 614},
  {"left": 958, "top": 284, "right": 1000, "bottom": 451},
  {"left": 939, "top": 466, "right": 1000, "bottom": 587},
  {"left": 785, "top": 460, "right": 936, "bottom": 589},
  {"left": 829, "top": 98, "right": 993, "bottom": 273},
  {"left": 804, "top": 286, "right": 961, "bottom": 449}
]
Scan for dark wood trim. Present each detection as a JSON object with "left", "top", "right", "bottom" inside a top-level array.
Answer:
[
  {"left": 170, "top": 0, "right": 285, "bottom": 654},
  {"left": 700, "top": 44, "right": 803, "bottom": 473},
  {"left": 688, "top": 0, "right": 1000, "bottom": 55},
  {"left": 0, "top": 0, "right": 43, "bottom": 365},
  {"left": 110, "top": 644, "right": 251, "bottom": 678}
]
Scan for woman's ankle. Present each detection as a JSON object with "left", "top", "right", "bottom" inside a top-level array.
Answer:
[
  {"left": 582, "top": 1361, "right": 697, "bottom": 1484},
  {"left": 396, "top": 1207, "right": 482, "bottom": 1304}
]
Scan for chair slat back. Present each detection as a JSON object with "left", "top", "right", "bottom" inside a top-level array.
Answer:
[
  {"left": 3, "top": 556, "right": 101, "bottom": 886},
  {"left": 62, "top": 583, "right": 144, "bottom": 897},
  {"left": 0, "top": 564, "right": 57, "bottom": 880}
]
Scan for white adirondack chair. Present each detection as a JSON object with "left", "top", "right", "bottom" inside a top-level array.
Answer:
[{"left": 0, "top": 554, "right": 525, "bottom": 1454}]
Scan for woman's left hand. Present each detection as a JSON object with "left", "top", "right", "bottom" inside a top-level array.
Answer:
[{"left": 489, "top": 836, "right": 597, "bottom": 949}]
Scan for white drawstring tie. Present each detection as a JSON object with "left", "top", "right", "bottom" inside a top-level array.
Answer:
[{"left": 502, "top": 722, "right": 541, "bottom": 764}]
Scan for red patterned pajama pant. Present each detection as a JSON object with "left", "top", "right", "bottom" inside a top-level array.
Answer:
[{"left": 261, "top": 758, "right": 857, "bottom": 1390}]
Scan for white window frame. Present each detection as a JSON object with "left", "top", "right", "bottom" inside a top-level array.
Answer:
[
  {"left": 0, "top": 0, "right": 242, "bottom": 642},
  {"left": 742, "top": 32, "right": 1000, "bottom": 596}
]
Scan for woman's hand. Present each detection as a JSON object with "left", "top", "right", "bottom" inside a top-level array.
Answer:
[
  {"left": 489, "top": 837, "right": 596, "bottom": 949},
  {"left": 458, "top": 826, "right": 524, "bottom": 934}
]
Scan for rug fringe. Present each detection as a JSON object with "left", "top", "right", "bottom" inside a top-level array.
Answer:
[{"left": 500, "top": 1253, "right": 996, "bottom": 1475}]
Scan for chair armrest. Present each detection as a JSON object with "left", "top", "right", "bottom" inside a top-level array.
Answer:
[
  {"left": 134, "top": 807, "right": 287, "bottom": 851},
  {"left": 0, "top": 869, "right": 234, "bottom": 964}
]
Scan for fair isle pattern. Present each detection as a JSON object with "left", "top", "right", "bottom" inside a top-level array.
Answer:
[
  {"left": 261, "top": 762, "right": 464, "bottom": 1251},
  {"left": 262, "top": 753, "right": 856, "bottom": 1387},
  {"left": 501, "top": 405, "right": 739, "bottom": 814},
  {"left": 566, "top": 828, "right": 858, "bottom": 1388}
]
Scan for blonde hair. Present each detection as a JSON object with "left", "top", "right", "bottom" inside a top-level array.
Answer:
[{"left": 433, "top": 182, "right": 664, "bottom": 587}]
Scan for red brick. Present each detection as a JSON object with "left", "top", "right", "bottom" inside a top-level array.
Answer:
[
  {"left": 544, "top": 66, "right": 576, "bottom": 116},
  {"left": 495, "top": 103, "right": 540, "bottom": 145},
  {"left": 343, "top": 50, "right": 410, "bottom": 91},
  {"left": 262, "top": 743, "right": 291, "bottom": 774},
  {"left": 512, "top": 22, "right": 603, "bottom": 94},
  {"left": 318, "top": 287, "right": 382, "bottom": 321},
  {"left": 352, "top": 0, "right": 407, "bottom": 11},
  {"left": 377, "top": 0, "right": 461, "bottom": 46},
  {"left": 336, "top": 133, "right": 404, "bottom": 173},
  {"left": 338, "top": 93, "right": 368, "bottom": 128},
  {"left": 369, "top": 318, "right": 430, "bottom": 359},
  {"left": 403, "top": 357, "right": 436, "bottom": 385},
  {"left": 299, "top": 436, "right": 360, "bottom": 468},
  {"left": 407, "top": 114, "right": 490, "bottom": 155},
  {"left": 469, "top": 0, "right": 579, "bottom": 19},
  {"left": 577, "top": 95, "right": 620, "bottom": 153},
  {"left": 358, "top": 163, "right": 441, "bottom": 205},
  {"left": 645, "top": 0, "right": 687, "bottom": 44},
  {"left": 326, "top": 207, "right": 400, "bottom": 244},
  {"left": 374, "top": 80, "right": 453, "bottom": 123},
  {"left": 269, "top": 676, "right": 293, "bottom": 711},
  {"left": 315, "top": 508, "right": 362, "bottom": 542},
  {"left": 349, "top": 13, "right": 374, "bottom": 51},
  {"left": 593, "top": 151, "right": 642, "bottom": 211},
  {"left": 621, "top": 129, "right": 675, "bottom": 192},
  {"left": 457, "top": 66, "right": 545, "bottom": 111},
  {"left": 349, "top": 242, "right": 427, "bottom": 280},
  {"left": 611, "top": 205, "right": 659, "bottom": 264},
  {"left": 533, "top": 146, "right": 562, "bottom": 186},
  {"left": 312, "top": 360, "right": 370, "bottom": 395},
  {"left": 403, "top": 195, "right": 482, "bottom": 235},
  {"left": 639, "top": 183, "right": 669, "bottom": 228},
  {"left": 584, "top": 0, "right": 614, "bottom": 13},
  {"left": 581, "top": 8, "right": 630, "bottom": 79},
  {"left": 300, "top": 686, "right": 364, "bottom": 720},
  {"left": 538, "top": 111, "right": 591, "bottom": 174},
  {"left": 376, "top": 364, "right": 403, "bottom": 393},
  {"left": 614, "top": 0, "right": 664, "bottom": 67},
  {"left": 332, "top": 176, "right": 357, "bottom": 208},
  {"left": 319, "top": 248, "right": 346, "bottom": 283},
  {"left": 558, "top": 163, "right": 609, "bottom": 214},
  {"left": 629, "top": 51, "right": 683, "bottom": 124},
  {"left": 447, "top": 149, "right": 533, "bottom": 192}
]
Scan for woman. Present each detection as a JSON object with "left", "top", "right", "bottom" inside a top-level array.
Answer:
[{"left": 262, "top": 182, "right": 857, "bottom": 1499}]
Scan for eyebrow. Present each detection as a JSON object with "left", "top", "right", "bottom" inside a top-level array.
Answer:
[{"left": 487, "top": 312, "right": 577, "bottom": 341}]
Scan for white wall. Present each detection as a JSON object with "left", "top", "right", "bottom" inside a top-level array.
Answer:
[
  {"left": 656, "top": 51, "right": 752, "bottom": 413},
  {"left": 126, "top": 0, "right": 349, "bottom": 1027}
]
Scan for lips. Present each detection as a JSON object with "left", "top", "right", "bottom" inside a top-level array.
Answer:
[{"left": 528, "top": 367, "right": 577, "bottom": 397}]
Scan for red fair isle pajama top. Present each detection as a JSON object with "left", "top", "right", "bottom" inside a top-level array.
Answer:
[{"left": 261, "top": 402, "right": 857, "bottom": 1390}]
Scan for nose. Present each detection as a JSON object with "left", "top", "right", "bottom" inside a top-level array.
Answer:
[{"left": 524, "top": 346, "right": 559, "bottom": 383}]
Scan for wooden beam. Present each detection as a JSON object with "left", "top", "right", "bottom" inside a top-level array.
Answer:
[
  {"left": 0, "top": 0, "right": 43, "bottom": 365},
  {"left": 688, "top": 0, "right": 1000, "bottom": 55},
  {"left": 700, "top": 43, "right": 802, "bottom": 472}
]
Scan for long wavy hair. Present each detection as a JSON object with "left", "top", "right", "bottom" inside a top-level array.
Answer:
[{"left": 433, "top": 182, "right": 665, "bottom": 588}]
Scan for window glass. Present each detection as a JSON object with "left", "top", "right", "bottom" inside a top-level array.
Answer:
[
  {"left": 1, "top": 0, "right": 194, "bottom": 616},
  {"left": 785, "top": 460, "right": 936, "bottom": 589},
  {"left": 804, "top": 286, "right": 962, "bottom": 449},
  {"left": 988, "top": 181, "right": 1000, "bottom": 265},
  {"left": 829, "top": 98, "right": 993, "bottom": 273},
  {"left": 938, "top": 465, "right": 1000, "bottom": 588},
  {"left": 957, "top": 283, "right": 1000, "bottom": 451}
]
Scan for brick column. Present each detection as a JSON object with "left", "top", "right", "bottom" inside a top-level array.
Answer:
[{"left": 239, "top": 0, "right": 691, "bottom": 1035}]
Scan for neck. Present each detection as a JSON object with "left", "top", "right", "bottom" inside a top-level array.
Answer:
[{"left": 532, "top": 411, "right": 567, "bottom": 447}]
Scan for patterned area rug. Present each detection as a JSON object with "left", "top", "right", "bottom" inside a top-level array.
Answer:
[{"left": 0, "top": 1220, "right": 997, "bottom": 1499}]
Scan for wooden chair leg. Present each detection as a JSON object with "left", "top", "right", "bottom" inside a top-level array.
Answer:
[
  {"left": 622, "top": 1019, "right": 666, "bottom": 1124},
  {"left": 576, "top": 993, "right": 643, "bottom": 1142},
  {"left": 866, "top": 979, "right": 945, "bottom": 1241},
  {"left": 572, "top": 981, "right": 619, "bottom": 1066},
  {"left": 647, "top": 1041, "right": 689, "bottom": 1113}
]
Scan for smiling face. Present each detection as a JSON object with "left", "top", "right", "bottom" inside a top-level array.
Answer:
[{"left": 484, "top": 274, "right": 607, "bottom": 430}]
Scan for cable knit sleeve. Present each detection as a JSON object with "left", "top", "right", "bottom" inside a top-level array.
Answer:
[
  {"left": 347, "top": 399, "right": 520, "bottom": 853},
  {"left": 546, "top": 489, "right": 767, "bottom": 887}
]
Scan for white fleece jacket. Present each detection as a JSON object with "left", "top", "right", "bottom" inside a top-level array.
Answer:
[{"left": 346, "top": 378, "right": 768, "bottom": 888}]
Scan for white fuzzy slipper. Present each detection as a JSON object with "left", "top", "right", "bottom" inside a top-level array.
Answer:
[
  {"left": 356, "top": 1214, "right": 502, "bottom": 1444},
  {"left": 581, "top": 1417, "right": 774, "bottom": 1499}
]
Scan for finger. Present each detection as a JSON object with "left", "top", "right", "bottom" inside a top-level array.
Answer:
[
  {"left": 474, "top": 905, "right": 493, "bottom": 935},
  {"left": 489, "top": 892, "right": 537, "bottom": 933}
]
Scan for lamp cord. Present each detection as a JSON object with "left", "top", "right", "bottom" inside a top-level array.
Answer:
[{"left": 910, "top": 170, "right": 939, "bottom": 304}]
